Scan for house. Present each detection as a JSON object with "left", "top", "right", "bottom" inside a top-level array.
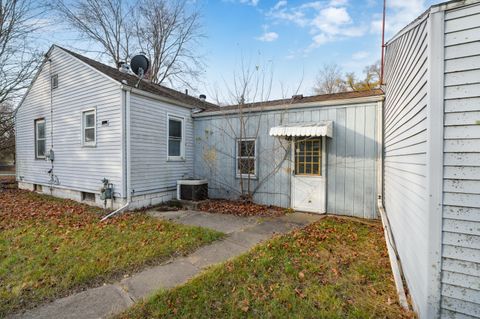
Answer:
[
  {"left": 14, "top": 0, "right": 480, "bottom": 317},
  {"left": 15, "top": 45, "right": 218, "bottom": 209},
  {"left": 15, "top": 45, "right": 383, "bottom": 216},
  {"left": 383, "top": 0, "right": 480, "bottom": 318}
]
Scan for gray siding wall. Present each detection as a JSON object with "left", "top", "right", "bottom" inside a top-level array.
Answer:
[
  {"left": 441, "top": 4, "right": 480, "bottom": 318},
  {"left": 193, "top": 102, "right": 380, "bottom": 219},
  {"left": 15, "top": 47, "right": 124, "bottom": 196},
  {"left": 383, "top": 17, "right": 430, "bottom": 316},
  {"left": 129, "top": 94, "right": 194, "bottom": 195}
]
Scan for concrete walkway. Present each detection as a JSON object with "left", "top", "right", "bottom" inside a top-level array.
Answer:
[{"left": 10, "top": 211, "right": 322, "bottom": 319}]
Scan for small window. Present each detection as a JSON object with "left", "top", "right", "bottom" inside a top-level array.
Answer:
[
  {"left": 236, "top": 139, "right": 256, "bottom": 178},
  {"left": 51, "top": 74, "right": 58, "bottom": 89},
  {"left": 82, "top": 110, "right": 96, "bottom": 146},
  {"left": 35, "top": 118, "right": 46, "bottom": 159},
  {"left": 82, "top": 192, "right": 96, "bottom": 202},
  {"left": 34, "top": 184, "right": 43, "bottom": 192},
  {"left": 168, "top": 115, "right": 184, "bottom": 159},
  {"left": 295, "top": 138, "right": 322, "bottom": 176}
]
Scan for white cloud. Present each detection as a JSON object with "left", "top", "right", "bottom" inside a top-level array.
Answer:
[
  {"left": 256, "top": 31, "right": 279, "bottom": 42},
  {"left": 370, "top": 0, "right": 428, "bottom": 36},
  {"left": 267, "top": 1, "right": 366, "bottom": 50}
]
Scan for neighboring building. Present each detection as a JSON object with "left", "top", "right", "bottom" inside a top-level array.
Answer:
[{"left": 383, "top": 1, "right": 480, "bottom": 318}]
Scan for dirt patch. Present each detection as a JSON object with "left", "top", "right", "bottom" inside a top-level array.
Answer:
[{"left": 198, "top": 199, "right": 286, "bottom": 217}]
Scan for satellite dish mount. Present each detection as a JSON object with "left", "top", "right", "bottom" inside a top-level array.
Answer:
[{"left": 130, "top": 53, "right": 150, "bottom": 88}]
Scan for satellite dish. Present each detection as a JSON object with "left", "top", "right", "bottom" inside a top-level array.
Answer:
[{"left": 130, "top": 53, "right": 150, "bottom": 77}]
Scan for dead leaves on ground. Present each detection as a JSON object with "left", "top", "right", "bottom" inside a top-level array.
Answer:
[{"left": 198, "top": 199, "right": 285, "bottom": 217}]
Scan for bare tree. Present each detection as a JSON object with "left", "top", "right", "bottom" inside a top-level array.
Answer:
[
  {"left": 198, "top": 60, "right": 302, "bottom": 202},
  {"left": 0, "top": 0, "right": 44, "bottom": 163},
  {"left": 49, "top": 0, "right": 133, "bottom": 65},
  {"left": 0, "top": 103, "right": 15, "bottom": 162},
  {"left": 0, "top": 0, "right": 43, "bottom": 105},
  {"left": 313, "top": 63, "right": 347, "bottom": 94},
  {"left": 134, "top": 0, "right": 204, "bottom": 87},
  {"left": 346, "top": 61, "right": 381, "bottom": 91}
]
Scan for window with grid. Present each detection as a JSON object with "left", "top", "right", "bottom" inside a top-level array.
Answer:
[
  {"left": 82, "top": 110, "right": 96, "bottom": 146},
  {"left": 236, "top": 139, "right": 256, "bottom": 178},
  {"left": 35, "top": 119, "right": 46, "bottom": 159},
  {"left": 295, "top": 138, "right": 322, "bottom": 175}
]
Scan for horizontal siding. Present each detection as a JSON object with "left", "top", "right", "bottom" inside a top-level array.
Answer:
[
  {"left": 15, "top": 47, "right": 124, "bottom": 196},
  {"left": 129, "top": 94, "right": 194, "bottom": 195},
  {"left": 442, "top": 4, "right": 480, "bottom": 317},
  {"left": 383, "top": 17, "right": 430, "bottom": 317},
  {"left": 193, "top": 102, "right": 379, "bottom": 219}
]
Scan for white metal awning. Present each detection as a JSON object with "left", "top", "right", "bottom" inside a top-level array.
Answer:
[{"left": 269, "top": 121, "right": 333, "bottom": 138}]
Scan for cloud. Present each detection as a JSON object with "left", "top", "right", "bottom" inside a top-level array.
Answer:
[
  {"left": 267, "top": 1, "right": 366, "bottom": 50},
  {"left": 256, "top": 31, "right": 279, "bottom": 42},
  {"left": 370, "top": 0, "right": 428, "bottom": 36}
]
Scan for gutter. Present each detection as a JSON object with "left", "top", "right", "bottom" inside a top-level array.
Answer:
[
  {"left": 193, "top": 95, "right": 385, "bottom": 118},
  {"left": 375, "top": 100, "right": 410, "bottom": 311}
]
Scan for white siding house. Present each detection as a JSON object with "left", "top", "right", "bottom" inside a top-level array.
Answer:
[
  {"left": 15, "top": 45, "right": 212, "bottom": 209},
  {"left": 384, "top": 1, "right": 480, "bottom": 318}
]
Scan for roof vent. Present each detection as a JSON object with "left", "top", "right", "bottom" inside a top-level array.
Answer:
[
  {"left": 292, "top": 94, "right": 303, "bottom": 100},
  {"left": 199, "top": 94, "right": 206, "bottom": 101},
  {"left": 118, "top": 62, "right": 131, "bottom": 74}
]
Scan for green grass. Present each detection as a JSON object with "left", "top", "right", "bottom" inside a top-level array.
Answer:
[
  {"left": 120, "top": 217, "right": 413, "bottom": 319},
  {"left": 0, "top": 188, "right": 223, "bottom": 316}
]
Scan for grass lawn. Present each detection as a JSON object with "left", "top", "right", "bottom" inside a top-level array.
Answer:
[
  {"left": 120, "top": 217, "right": 413, "bottom": 319},
  {"left": 0, "top": 186, "right": 223, "bottom": 316}
]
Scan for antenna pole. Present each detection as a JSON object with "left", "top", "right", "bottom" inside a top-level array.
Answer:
[{"left": 380, "top": 0, "right": 386, "bottom": 85}]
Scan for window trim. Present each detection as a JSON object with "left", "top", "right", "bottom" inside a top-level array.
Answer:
[
  {"left": 167, "top": 114, "right": 185, "bottom": 161},
  {"left": 82, "top": 108, "right": 96, "bottom": 147},
  {"left": 34, "top": 118, "right": 46, "bottom": 159},
  {"left": 51, "top": 74, "right": 58, "bottom": 89},
  {"left": 236, "top": 138, "right": 257, "bottom": 179}
]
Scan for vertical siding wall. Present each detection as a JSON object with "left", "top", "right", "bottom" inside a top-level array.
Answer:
[
  {"left": 129, "top": 94, "right": 194, "bottom": 195},
  {"left": 383, "top": 17, "right": 430, "bottom": 316},
  {"left": 16, "top": 47, "right": 124, "bottom": 196},
  {"left": 441, "top": 4, "right": 480, "bottom": 318},
  {"left": 193, "top": 102, "right": 380, "bottom": 219}
]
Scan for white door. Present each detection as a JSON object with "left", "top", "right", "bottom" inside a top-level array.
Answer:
[{"left": 291, "top": 136, "right": 327, "bottom": 213}]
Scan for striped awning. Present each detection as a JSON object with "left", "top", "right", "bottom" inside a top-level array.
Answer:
[{"left": 269, "top": 121, "right": 333, "bottom": 138}]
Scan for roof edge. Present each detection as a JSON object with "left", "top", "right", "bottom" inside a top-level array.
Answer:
[{"left": 193, "top": 94, "right": 384, "bottom": 118}]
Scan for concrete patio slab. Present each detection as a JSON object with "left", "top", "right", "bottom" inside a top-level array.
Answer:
[
  {"left": 10, "top": 211, "right": 319, "bottom": 319},
  {"left": 11, "top": 285, "right": 133, "bottom": 319}
]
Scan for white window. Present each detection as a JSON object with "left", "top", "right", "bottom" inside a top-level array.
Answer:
[
  {"left": 236, "top": 138, "right": 256, "bottom": 178},
  {"left": 82, "top": 109, "right": 96, "bottom": 146},
  {"left": 51, "top": 74, "right": 58, "bottom": 89},
  {"left": 167, "top": 115, "right": 184, "bottom": 160},
  {"left": 35, "top": 119, "right": 46, "bottom": 159}
]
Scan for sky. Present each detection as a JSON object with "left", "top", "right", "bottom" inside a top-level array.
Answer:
[{"left": 38, "top": 0, "right": 442, "bottom": 102}]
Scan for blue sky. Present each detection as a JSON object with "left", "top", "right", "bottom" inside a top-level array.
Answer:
[{"left": 40, "top": 0, "right": 441, "bottom": 102}]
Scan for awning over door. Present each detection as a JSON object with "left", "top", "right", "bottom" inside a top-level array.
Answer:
[{"left": 269, "top": 121, "right": 333, "bottom": 138}]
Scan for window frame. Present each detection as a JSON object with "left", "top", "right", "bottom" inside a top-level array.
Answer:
[
  {"left": 82, "top": 109, "right": 96, "bottom": 147},
  {"left": 167, "top": 114, "right": 185, "bottom": 161},
  {"left": 236, "top": 138, "right": 257, "bottom": 179},
  {"left": 51, "top": 74, "right": 58, "bottom": 89},
  {"left": 294, "top": 137, "right": 322, "bottom": 176},
  {"left": 34, "top": 118, "right": 46, "bottom": 159}
]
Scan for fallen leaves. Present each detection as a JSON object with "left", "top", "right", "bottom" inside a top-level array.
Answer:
[{"left": 199, "top": 199, "right": 285, "bottom": 217}]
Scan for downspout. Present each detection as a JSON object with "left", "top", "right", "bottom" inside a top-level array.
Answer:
[
  {"left": 101, "top": 89, "right": 131, "bottom": 221},
  {"left": 376, "top": 99, "right": 410, "bottom": 310}
]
